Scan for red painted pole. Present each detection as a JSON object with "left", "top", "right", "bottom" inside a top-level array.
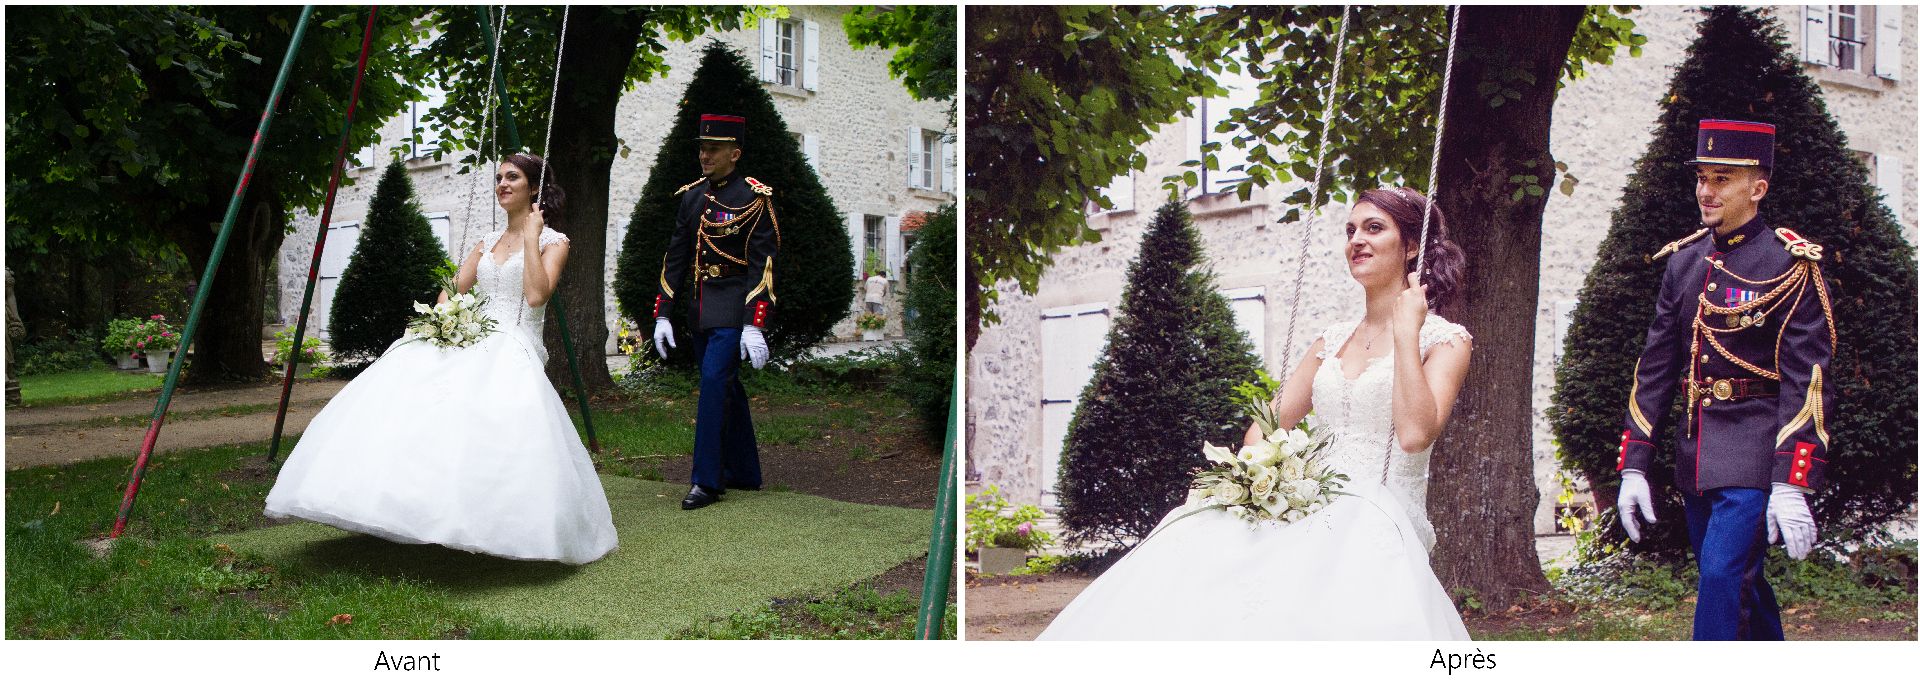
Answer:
[
  {"left": 112, "top": 6, "right": 318, "bottom": 538},
  {"left": 269, "top": 7, "right": 381, "bottom": 464}
]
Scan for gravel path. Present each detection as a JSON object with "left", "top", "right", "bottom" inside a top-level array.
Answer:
[{"left": 5, "top": 380, "right": 345, "bottom": 470}]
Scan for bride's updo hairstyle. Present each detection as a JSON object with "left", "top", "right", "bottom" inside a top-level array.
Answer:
[
  {"left": 504, "top": 152, "right": 568, "bottom": 231},
  {"left": 1354, "top": 187, "right": 1466, "bottom": 317}
]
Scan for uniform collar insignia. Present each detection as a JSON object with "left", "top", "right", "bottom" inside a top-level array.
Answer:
[{"left": 1714, "top": 214, "right": 1767, "bottom": 252}]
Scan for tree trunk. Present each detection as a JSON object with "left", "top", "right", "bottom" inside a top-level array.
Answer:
[
  {"left": 1427, "top": 5, "right": 1582, "bottom": 609},
  {"left": 538, "top": 5, "right": 637, "bottom": 391},
  {"left": 168, "top": 186, "right": 286, "bottom": 385}
]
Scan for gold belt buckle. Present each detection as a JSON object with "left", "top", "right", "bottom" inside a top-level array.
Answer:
[
  {"left": 705, "top": 265, "right": 722, "bottom": 278},
  {"left": 1711, "top": 379, "right": 1733, "bottom": 400}
]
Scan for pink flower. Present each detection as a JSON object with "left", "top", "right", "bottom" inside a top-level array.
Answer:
[
  {"left": 150, "top": 314, "right": 164, "bottom": 320},
  {"left": 1016, "top": 522, "right": 1033, "bottom": 536}
]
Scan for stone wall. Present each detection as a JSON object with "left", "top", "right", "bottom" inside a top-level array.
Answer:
[{"left": 281, "top": 8, "right": 955, "bottom": 353}]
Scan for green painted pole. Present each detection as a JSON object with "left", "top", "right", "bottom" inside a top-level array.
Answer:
[
  {"left": 916, "top": 379, "right": 959, "bottom": 639},
  {"left": 474, "top": 6, "right": 599, "bottom": 451},
  {"left": 114, "top": 6, "right": 318, "bottom": 538},
  {"left": 269, "top": 6, "right": 381, "bottom": 464}
]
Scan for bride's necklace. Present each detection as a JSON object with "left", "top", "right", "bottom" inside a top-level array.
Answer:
[{"left": 1357, "top": 321, "right": 1388, "bottom": 351}]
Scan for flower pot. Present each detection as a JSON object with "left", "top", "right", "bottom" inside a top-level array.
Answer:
[
  {"left": 977, "top": 546, "right": 1027, "bottom": 575},
  {"left": 116, "top": 353, "right": 142, "bottom": 370},
  {"left": 144, "top": 350, "right": 174, "bottom": 374},
  {"left": 860, "top": 329, "right": 884, "bottom": 341}
]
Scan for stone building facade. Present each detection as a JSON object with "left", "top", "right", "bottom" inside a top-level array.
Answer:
[
  {"left": 277, "top": 6, "right": 955, "bottom": 349},
  {"left": 967, "top": 5, "right": 1916, "bottom": 532}
]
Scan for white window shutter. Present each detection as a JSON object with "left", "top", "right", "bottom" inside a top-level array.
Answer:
[
  {"left": 1879, "top": 153, "right": 1904, "bottom": 225},
  {"left": 1805, "top": 6, "right": 1832, "bottom": 66},
  {"left": 759, "top": 20, "right": 779, "bottom": 82},
  {"left": 1114, "top": 170, "right": 1135, "bottom": 212},
  {"left": 802, "top": 19, "right": 821, "bottom": 91},
  {"left": 848, "top": 216, "right": 864, "bottom": 280},
  {"left": 907, "top": 127, "right": 925, "bottom": 189},
  {"left": 885, "top": 214, "right": 904, "bottom": 279},
  {"left": 1875, "top": 7, "right": 1902, "bottom": 79},
  {"left": 802, "top": 132, "right": 819, "bottom": 169},
  {"left": 940, "top": 138, "right": 955, "bottom": 194}
]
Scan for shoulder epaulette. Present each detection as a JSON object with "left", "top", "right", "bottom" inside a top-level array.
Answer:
[
  {"left": 1646, "top": 227, "right": 1711, "bottom": 263},
  {"left": 674, "top": 177, "right": 705, "bottom": 196},
  {"left": 745, "top": 177, "right": 773, "bottom": 196},
  {"left": 1774, "top": 227, "right": 1824, "bottom": 261}
]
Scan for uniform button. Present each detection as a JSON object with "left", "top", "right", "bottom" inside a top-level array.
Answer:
[
  {"left": 1797, "top": 460, "right": 1807, "bottom": 468},
  {"left": 1708, "top": 282, "right": 1718, "bottom": 290},
  {"left": 1793, "top": 472, "right": 1804, "bottom": 480},
  {"left": 1701, "top": 398, "right": 1712, "bottom": 407},
  {"left": 1799, "top": 448, "right": 1809, "bottom": 455},
  {"left": 1701, "top": 354, "right": 1710, "bottom": 363}
]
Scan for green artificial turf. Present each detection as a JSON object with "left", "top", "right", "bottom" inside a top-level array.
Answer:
[{"left": 214, "top": 476, "right": 932, "bottom": 639}]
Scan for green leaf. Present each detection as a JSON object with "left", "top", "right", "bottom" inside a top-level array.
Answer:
[{"left": 1511, "top": 188, "right": 1526, "bottom": 202}]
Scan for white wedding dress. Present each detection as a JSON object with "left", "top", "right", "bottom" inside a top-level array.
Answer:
[
  {"left": 1037, "top": 316, "right": 1472, "bottom": 640},
  {"left": 265, "top": 228, "right": 618, "bottom": 565}
]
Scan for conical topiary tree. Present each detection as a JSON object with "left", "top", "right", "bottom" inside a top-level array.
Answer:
[
  {"left": 327, "top": 160, "right": 450, "bottom": 370},
  {"left": 613, "top": 42, "right": 854, "bottom": 364},
  {"left": 1057, "top": 201, "right": 1263, "bottom": 548},
  {"left": 896, "top": 203, "right": 957, "bottom": 442},
  {"left": 1550, "top": 6, "right": 1918, "bottom": 556}
]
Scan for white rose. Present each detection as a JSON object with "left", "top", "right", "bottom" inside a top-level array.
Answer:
[
  {"left": 1249, "top": 471, "right": 1277, "bottom": 502},
  {"left": 1211, "top": 481, "right": 1249, "bottom": 505},
  {"left": 1279, "top": 455, "right": 1306, "bottom": 483}
]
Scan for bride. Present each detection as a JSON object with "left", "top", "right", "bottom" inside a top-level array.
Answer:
[
  {"left": 265, "top": 153, "right": 618, "bottom": 565},
  {"left": 1038, "top": 187, "right": 1472, "bottom": 640}
]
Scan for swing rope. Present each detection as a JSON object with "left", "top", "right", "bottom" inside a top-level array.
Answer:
[
  {"left": 1415, "top": 5, "right": 1462, "bottom": 277},
  {"left": 533, "top": 6, "right": 568, "bottom": 206},
  {"left": 1279, "top": 5, "right": 1353, "bottom": 378},
  {"left": 267, "top": 7, "right": 383, "bottom": 466},
  {"left": 460, "top": 5, "right": 508, "bottom": 256}
]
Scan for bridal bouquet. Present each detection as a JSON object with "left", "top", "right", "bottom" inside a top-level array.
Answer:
[
  {"left": 405, "top": 260, "right": 498, "bottom": 349},
  {"left": 1188, "top": 420, "right": 1345, "bottom": 525}
]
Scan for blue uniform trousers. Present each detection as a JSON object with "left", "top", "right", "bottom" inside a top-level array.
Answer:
[
  {"left": 1683, "top": 487, "right": 1784, "bottom": 641},
  {"left": 689, "top": 327, "right": 762, "bottom": 491}
]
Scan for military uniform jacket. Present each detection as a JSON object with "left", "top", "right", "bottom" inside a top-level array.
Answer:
[
  {"left": 1617, "top": 215, "right": 1836, "bottom": 493},
  {"left": 653, "top": 171, "right": 780, "bottom": 331}
]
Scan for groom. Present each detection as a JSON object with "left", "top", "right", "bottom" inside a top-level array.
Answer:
[
  {"left": 1613, "top": 119, "right": 1835, "bottom": 640},
  {"left": 652, "top": 113, "right": 780, "bottom": 510}
]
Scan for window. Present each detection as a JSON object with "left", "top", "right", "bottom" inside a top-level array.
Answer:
[
  {"left": 409, "top": 85, "right": 447, "bottom": 160},
  {"left": 920, "top": 130, "right": 939, "bottom": 189},
  {"left": 1039, "top": 303, "right": 1112, "bottom": 508},
  {"left": 864, "top": 215, "right": 885, "bottom": 276},
  {"left": 1185, "top": 66, "right": 1260, "bottom": 196},
  {"left": 1805, "top": 5, "right": 1901, "bottom": 79},
  {"left": 1221, "top": 288, "right": 1266, "bottom": 362},
  {"left": 1095, "top": 169, "right": 1136, "bottom": 214},
  {"left": 760, "top": 18, "right": 820, "bottom": 91},
  {"left": 908, "top": 128, "right": 949, "bottom": 192}
]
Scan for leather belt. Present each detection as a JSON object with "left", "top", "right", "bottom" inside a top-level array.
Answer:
[
  {"left": 1693, "top": 377, "right": 1778, "bottom": 402},
  {"left": 697, "top": 263, "right": 747, "bottom": 281}
]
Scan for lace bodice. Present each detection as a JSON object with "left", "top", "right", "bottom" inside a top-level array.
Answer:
[
  {"left": 472, "top": 228, "right": 569, "bottom": 351},
  {"left": 1307, "top": 314, "right": 1470, "bottom": 550}
]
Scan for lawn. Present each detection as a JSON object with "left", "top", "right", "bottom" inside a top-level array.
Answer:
[
  {"left": 6, "top": 362, "right": 952, "bottom": 639},
  {"left": 17, "top": 366, "right": 163, "bottom": 407}
]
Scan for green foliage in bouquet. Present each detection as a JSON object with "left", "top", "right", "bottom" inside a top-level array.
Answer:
[
  {"left": 328, "top": 160, "right": 450, "bottom": 370},
  {"left": 1055, "top": 201, "right": 1262, "bottom": 548},
  {"left": 613, "top": 42, "right": 855, "bottom": 367},
  {"left": 1550, "top": 7, "right": 1918, "bottom": 557}
]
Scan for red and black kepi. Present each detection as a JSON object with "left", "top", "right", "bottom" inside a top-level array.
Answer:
[
  {"left": 699, "top": 114, "right": 745, "bottom": 143},
  {"left": 1688, "top": 119, "right": 1774, "bottom": 169}
]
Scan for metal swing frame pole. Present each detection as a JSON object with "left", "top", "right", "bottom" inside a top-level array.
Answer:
[
  {"left": 915, "top": 378, "right": 960, "bottom": 639},
  {"left": 268, "top": 6, "right": 382, "bottom": 464},
  {"left": 473, "top": 6, "right": 600, "bottom": 452},
  {"left": 113, "top": 6, "right": 319, "bottom": 538}
]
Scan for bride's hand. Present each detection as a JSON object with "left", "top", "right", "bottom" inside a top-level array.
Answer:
[
  {"left": 524, "top": 206, "right": 547, "bottom": 236},
  {"left": 1394, "top": 274, "right": 1429, "bottom": 338}
]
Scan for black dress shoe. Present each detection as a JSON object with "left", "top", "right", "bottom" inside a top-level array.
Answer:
[{"left": 681, "top": 485, "right": 720, "bottom": 510}]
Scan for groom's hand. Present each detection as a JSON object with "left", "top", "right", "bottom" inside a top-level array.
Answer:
[
  {"left": 1766, "top": 483, "right": 1816, "bottom": 560},
  {"left": 1617, "top": 470, "right": 1656, "bottom": 542},
  {"left": 740, "top": 325, "right": 769, "bottom": 369},
  {"left": 652, "top": 318, "right": 676, "bottom": 359}
]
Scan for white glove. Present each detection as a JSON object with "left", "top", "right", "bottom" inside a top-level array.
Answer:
[
  {"left": 1767, "top": 483, "right": 1817, "bottom": 560},
  {"left": 1617, "top": 470, "right": 1657, "bottom": 542},
  {"left": 740, "top": 325, "right": 769, "bottom": 370},
  {"left": 652, "top": 318, "right": 675, "bottom": 359}
]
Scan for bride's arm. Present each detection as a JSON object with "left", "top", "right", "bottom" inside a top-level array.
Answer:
[
  {"left": 521, "top": 234, "right": 567, "bottom": 307},
  {"left": 1390, "top": 330, "right": 1470, "bottom": 454},
  {"left": 1243, "top": 337, "right": 1324, "bottom": 445},
  {"left": 439, "top": 243, "right": 485, "bottom": 304}
]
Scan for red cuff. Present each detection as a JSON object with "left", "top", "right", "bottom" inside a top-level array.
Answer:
[
  {"left": 653, "top": 294, "right": 666, "bottom": 319},
  {"left": 1787, "top": 442, "right": 1816, "bottom": 488},
  {"left": 752, "top": 301, "right": 769, "bottom": 328},
  {"left": 1616, "top": 431, "right": 1630, "bottom": 471}
]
